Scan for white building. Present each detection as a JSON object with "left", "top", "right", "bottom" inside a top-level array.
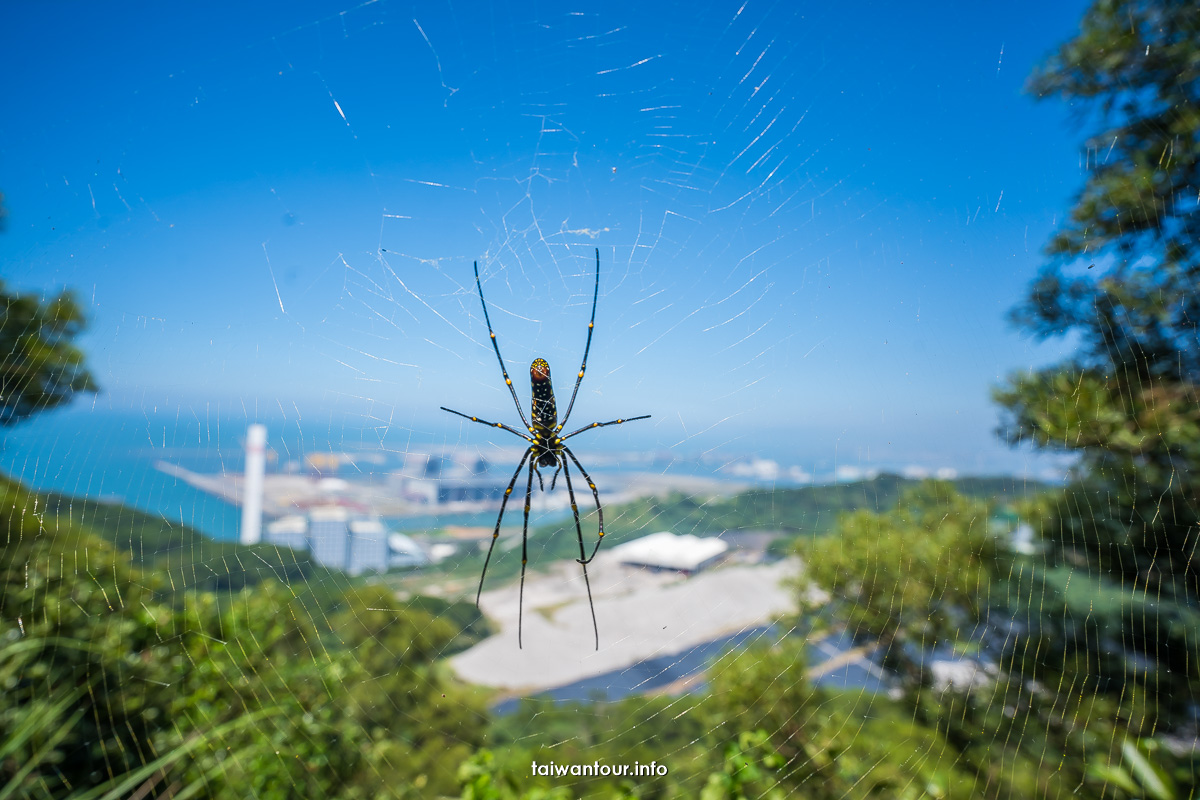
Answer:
[
  {"left": 348, "top": 518, "right": 390, "bottom": 575},
  {"left": 386, "top": 451, "right": 509, "bottom": 506},
  {"left": 309, "top": 506, "right": 352, "bottom": 570},
  {"left": 262, "top": 507, "right": 424, "bottom": 575},
  {"left": 264, "top": 514, "right": 307, "bottom": 551},
  {"left": 388, "top": 533, "right": 431, "bottom": 569},
  {"left": 610, "top": 531, "right": 729, "bottom": 575}
]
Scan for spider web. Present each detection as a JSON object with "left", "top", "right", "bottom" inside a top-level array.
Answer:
[{"left": 2, "top": 0, "right": 1156, "bottom": 797}]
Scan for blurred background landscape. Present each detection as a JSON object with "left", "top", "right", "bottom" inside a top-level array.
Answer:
[{"left": 1, "top": 0, "right": 1197, "bottom": 797}]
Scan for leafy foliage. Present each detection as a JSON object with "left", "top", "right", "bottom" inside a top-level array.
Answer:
[
  {"left": 699, "top": 730, "right": 785, "bottom": 800},
  {"left": 799, "top": 482, "right": 1001, "bottom": 680},
  {"left": 0, "top": 283, "right": 98, "bottom": 429},
  {"left": 996, "top": 0, "right": 1200, "bottom": 737},
  {"left": 484, "top": 693, "right": 711, "bottom": 797},
  {"left": 793, "top": 482, "right": 1199, "bottom": 798},
  {"left": 1002, "top": 0, "right": 1200, "bottom": 621},
  {"left": 7, "top": 469, "right": 1191, "bottom": 799},
  {"left": 34, "top": 490, "right": 491, "bottom": 655},
  {"left": 1019, "top": 0, "right": 1200, "bottom": 376},
  {"left": 0, "top": 475, "right": 488, "bottom": 798}
]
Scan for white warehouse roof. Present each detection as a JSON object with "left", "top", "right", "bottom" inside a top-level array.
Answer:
[
  {"left": 611, "top": 531, "right": 729, "bottom": 573},
  {"left": 266, "top": 515, "right": 307, "bottom": 535}
]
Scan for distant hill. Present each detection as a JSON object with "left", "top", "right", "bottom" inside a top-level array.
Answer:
[
  {"left": 37, "top": 490, "right": 355, "bottom": 607},
  {"left": 449, "top": 473, "right": 1052, "bottom": 587},
  {"left": 32, "top": 488, "right": 490, "bottom": 648},
  {"left": 605, "top": 473, "right": 1049, "bottom": 540}
]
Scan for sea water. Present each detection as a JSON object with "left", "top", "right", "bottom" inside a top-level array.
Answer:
[
  {"left": 0, "top": 405, "right": 701, "bottom": 542},
  {"left": 0, "top": 407, "right": 252, "bottom": 541}
]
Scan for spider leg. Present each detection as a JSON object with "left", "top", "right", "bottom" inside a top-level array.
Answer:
[
  {"left": 473, "top": 260, "right": 534, "bottom": 432},
  {"left": 518, "top": 456, "right": 535, "bottom": 649},
  {"left": 561, "top": 458, "right": 600, "bottom": 650},
  {"left": 548, "top": 460, "right": 563, "bottom": 491},
  {"left": 476, "top": 447, "right": 533, "bottom": 607},
  {"left": 562, "top": 414, "right": 651, "bottom": 441},
  {"left": 563, "top": 446, "right": 606, "bottom": 565},
  {"left": 556, "top": 248, "right": 600, "bottom": 431},
  {"left": 441, "top": 406, "right": 533, "bottom": 443}
]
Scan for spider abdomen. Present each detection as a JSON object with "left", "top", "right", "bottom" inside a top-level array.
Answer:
[{"left": 530, "top": 358, "right": 558, "bottom": 431}]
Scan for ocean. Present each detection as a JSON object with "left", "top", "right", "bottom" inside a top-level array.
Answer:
[
  {"left": 0, "top": 404, "right": 481, "bottom": 541},
  {"left": 4, "top": 402, "right": 1003, "bottom": 544},
  {"left": 0, "top": 407, "right": 262, "bottom": 541},
  {"left": 0, "top": 405, "right": 734, "bottom": 542}
]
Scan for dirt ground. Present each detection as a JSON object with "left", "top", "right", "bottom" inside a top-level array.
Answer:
[{"left": 449, "top": 554, "right": 800, "bottom": 692}]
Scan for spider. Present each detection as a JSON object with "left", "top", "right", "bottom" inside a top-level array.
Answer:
[{"left": 441, "top": 248, "right": 649, "bottom": 650}]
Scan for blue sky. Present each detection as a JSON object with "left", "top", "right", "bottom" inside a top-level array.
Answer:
[{"left": 1, "top": 0, "right": 1092, "bottom": 477}]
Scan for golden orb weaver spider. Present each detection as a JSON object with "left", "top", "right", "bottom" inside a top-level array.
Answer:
[{"left": 441, "top": 248, "right": 650, "bottom": 650}]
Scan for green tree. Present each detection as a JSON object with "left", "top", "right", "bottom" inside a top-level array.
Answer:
[
  {"left": 0, "top": 282, "right": 98, "bottom": 428},
  {"left": 950, "top": 2, "right": 1200, "bottom": 796},
  {"left": 700, "top": 638, "right": 982, "bottom": 799},
  {"left": 0, "top": 474, "right": 487, "bottom": 798},
  {"left": 800, "top": 482, "right": 1000, "bottom": 683},
  {"left": 995, "top": 0, "right": 1200, "bottom": 728}
]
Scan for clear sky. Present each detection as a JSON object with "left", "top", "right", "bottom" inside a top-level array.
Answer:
[{"left": 1, "top": 0, "right": 1092, "bottom": 478}]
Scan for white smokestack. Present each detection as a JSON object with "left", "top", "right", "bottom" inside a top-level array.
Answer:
[{"left": 240, "top": 423, "right": 267, "bottom": 545}]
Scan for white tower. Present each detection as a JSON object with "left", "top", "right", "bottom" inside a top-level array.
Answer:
[{"left": 240, "top": 423, "right": 267, "bottom": 545}]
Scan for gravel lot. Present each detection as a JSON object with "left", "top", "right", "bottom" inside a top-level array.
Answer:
[{"left": 450, "top": 554, "right": 800, "bottom": 692}]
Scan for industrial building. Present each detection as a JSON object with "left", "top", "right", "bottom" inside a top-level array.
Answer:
[
  {"left": 263, "top": 507, "right": 428, "bottom": 575},
  {"left": 387, "top": 452, "right": 509, "bottom": 505},
  {"left": 387, "top": 532, "right": 429, "bottom": 568},
  {"left": 348, "top": 517, "right": 390, "bottom": 575},
  {"left": 610, "top": 531, "right": 729, "bottom": 575}
]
